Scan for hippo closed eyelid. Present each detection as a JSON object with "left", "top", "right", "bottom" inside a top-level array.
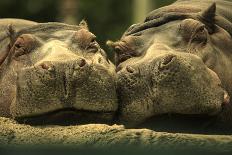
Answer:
[
  {"left": 179, "top": 20, "right": 208, "bottom": 45},
  {"left": 73, "top": 29, "right": 99, "bottom": 53},
  {"left": 12, "top": 34, "right": 42, "bottom": 59}
]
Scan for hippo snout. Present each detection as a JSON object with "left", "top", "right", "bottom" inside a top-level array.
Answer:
[
  {"left": 117, "top": 52, "right": 228, "bottom": 125},
  {"left": 38, "top": 58, "right": 89, "bottom": 77},
  {"left": 11, "top": 54, "right": 118, "bottom": 119},
  {"left": 39, "top": 58, "right": 87, "bottom": 71},
  {"left": 158, "top": 54, "right": 176, "bottom": 71},
  {"left": 34, "top": 58, "right": 91, "bottom": 99},
  {"left": 9, "top": 44, "right": 117, "bottom": 124}
]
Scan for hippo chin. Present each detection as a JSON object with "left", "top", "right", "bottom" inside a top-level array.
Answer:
[
  {"left": 0, "top": 19, "right": 117, "bottom": 125},
  {"left": 109, "top": 0, "right": 232, "bottom": 132}
]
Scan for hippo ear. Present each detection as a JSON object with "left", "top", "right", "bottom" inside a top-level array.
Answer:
[
  {"left": 79, "top": 20, "right": 89, "bottom": 30},
  {"left": 7, "top": 24, "right": 17, "bottom": 45},
  {"left": 199, "top": 3, "right": 216, "bottom": 33},
  {"left": 201, "top": 2, "right": 216, "bottom": 22}
]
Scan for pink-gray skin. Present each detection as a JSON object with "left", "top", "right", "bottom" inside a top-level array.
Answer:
[
  {"left": 108, "top": 1, "right": 232, "bottom": 128},
  {"left": 0, "top": 19, "right": 117, "bottom": 125}
]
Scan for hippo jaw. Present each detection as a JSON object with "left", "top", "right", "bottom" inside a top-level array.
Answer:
[{"left": 14, "top": 108, "right": 116, "bottom": 126}]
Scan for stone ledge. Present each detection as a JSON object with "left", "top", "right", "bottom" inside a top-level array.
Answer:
[{"left": 0, "top": 117, "right": 232, "bottom": 152}]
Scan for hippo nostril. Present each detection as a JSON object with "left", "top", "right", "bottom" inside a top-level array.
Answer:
[
  {"left": 78, "top": 59, "right": 86, "bottom": 67},
  {"left": 158, "top": 55, "right": 176, "bottom": 71},
  {"left": 116, "top": 66, "right": 122, "bottom": 72},
  {"left": 126, "top": 66, "right": 135, "bottom": 74},
  {"left": 40, "top": 63, "right": 51, "bottom": 70},
  {"left": 98, "top": 57, "right": 102, "bottom": 64},
  {"left": 162, "top": 55, "right": 176, "bottom": 65},
  {"left": 115, "top": 47, "right": 123, "bottom": 54},
  {"left": 223, "top": 91, "right": 230, "bottom": 106}
]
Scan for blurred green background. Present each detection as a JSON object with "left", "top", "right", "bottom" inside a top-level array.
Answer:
[{"left": 0, "top": 0, "right": 175, "bottom": 59}]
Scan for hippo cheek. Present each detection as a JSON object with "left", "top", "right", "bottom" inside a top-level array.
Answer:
[
  {"left": 72, "top": 60, "right": 118, "bottom": 118},
  {"left": 10, "top": 66, "right": 64, "bottom": 119},
  {"left": 150, "top": 53, "right": 228, "bottom": 116}
]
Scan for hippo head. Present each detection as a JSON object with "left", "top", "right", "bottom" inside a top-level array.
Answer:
[
  {"left": 108, "top": 3, "right": 231, "bottom": 126},
  {"left": 0, "top": 21, "right": 117, "bottom": 125}
]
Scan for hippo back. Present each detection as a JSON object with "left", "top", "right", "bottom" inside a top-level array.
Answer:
[
  {"left": 0, "top": 19, "right": 37, "bottom": 66},
  {"left": 127, "top": 0, "right": 232, "bottom": 37},
  {"left": 0, "top": 19, "right": 37, "bottom": 117},
  {"left": 0, "top": 18, "right": 37, "bottom": 41}
]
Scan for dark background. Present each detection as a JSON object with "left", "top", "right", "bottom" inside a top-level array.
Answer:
[{"left": 0, "top": 0, "right": 175, "bottom": 59}]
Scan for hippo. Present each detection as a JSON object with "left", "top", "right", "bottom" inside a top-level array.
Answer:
[
  {"left": 108, "top": 0, "right": 232, "bottom": 133},
  {"left": 0, "top": 19, "right": 117, "bottom": 125}
]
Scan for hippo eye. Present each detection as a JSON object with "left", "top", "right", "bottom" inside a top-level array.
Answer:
[
  {"left": 90, "top": 36, "right": 96, "bottom": 43},
  {"left": 113, "top": 40, "right": 139, "bottom": 65},
  {"left": 12, "top": 34, "right": 35, "bottom": 58},
  {"left": 191, "top": 25, "right": 208, "bottom": 44},
  {"left": 197, "top": 26, "right": 205, "bottom": 33},
  {"left": 86, "top": 36, "right": 99, "bottom": 53}
]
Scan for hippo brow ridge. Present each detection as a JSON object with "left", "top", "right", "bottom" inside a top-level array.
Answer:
[
  {"left": 14, "top": 23, "right": 83, "bottom": 41},
  {"left": 125, "top": 13, "right": 193, "bottom": 36},
  {"left": 126, "top": 0, "right": 232, "bottom": 37},
  {"left": 0, "top": 23, "right": 84, "bottom": 67}
]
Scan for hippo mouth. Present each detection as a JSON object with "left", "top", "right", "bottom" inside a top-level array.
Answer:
[
  {"left": 15, "top": 108, "right": 116, "bottom": 126},
  {"left": 11, "top": 61, "right": 118, "bottom": 125},
  {"left": 136, "top": 113, "right": 222, "bottom": 134}
]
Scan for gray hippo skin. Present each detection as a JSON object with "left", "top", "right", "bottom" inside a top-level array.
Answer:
[
  {"left": 108, "top": 0, "right": 232, "bottom": 133},
  {"left": 0, "top": 19, "right": 117, "bottom": 125}
]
